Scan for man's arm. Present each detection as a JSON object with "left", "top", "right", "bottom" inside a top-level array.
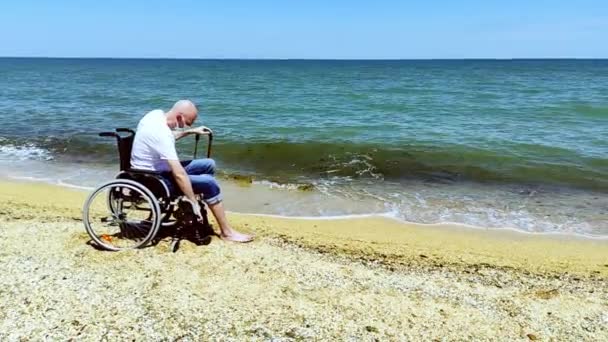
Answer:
[
  {"left": 173, "top": 126, "right": 212, "bottom": 141},
  {"left": 167, "top": 159, "right": 198, "bottom": 203},
  {"left": 172, "top": 130, "right": 191, "bottom": 141}
]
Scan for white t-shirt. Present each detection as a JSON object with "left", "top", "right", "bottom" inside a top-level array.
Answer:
[{"left": 130, "top": 109, "right": 178, "bottom": 172}]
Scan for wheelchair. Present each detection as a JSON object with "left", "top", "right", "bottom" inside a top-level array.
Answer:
[{"left": 82, "top": 128, "right": 214, "bottom": 252}]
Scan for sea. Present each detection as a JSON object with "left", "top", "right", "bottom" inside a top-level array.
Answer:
[{"left": 0, "top": 58, "right": 606, "bottom": 236}]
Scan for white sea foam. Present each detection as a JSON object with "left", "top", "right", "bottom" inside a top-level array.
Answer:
[
  {"left": 2, "top": 157, "right": 606, "bottom": 239},
  {"left": 252, "top": 180, "right": 308, "bottom": 191},
  {"left": 0, "top": 144, "right": 53, "bottom": 161},
  {"left": 231, "top": 211, "right": 608, "bottom": 240}
]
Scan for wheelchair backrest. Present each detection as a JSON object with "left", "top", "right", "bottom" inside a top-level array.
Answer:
[{"left": 99, "top": 128, "right": 136, "bottom": 171}]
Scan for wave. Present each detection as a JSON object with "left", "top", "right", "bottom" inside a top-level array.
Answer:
[
  {"left": 210, "top": 141, "right": 607, "bottom": 191},
  {"left": 573, "top": 104, "right": 608, "bottom": 119},
  {"left": 0, "top": 135, "right": 116, "bottom": 163},
  {"left": 1, "top": 135, "right": 606, "bottom": 191},
  {"left": 0, "top": 138, "right": 54, "bottom": 161}
]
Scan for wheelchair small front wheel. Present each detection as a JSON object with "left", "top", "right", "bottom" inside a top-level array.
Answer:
[{"left": 83, "top": 179, "right": 162, "bottom": 251}]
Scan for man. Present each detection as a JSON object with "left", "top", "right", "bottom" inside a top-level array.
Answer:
[{"left": 131, "top": 100, "right": 254, "bottom": 243}]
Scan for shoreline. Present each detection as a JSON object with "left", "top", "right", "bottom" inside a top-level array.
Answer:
[
  {"left": 1, "top": 178, "right": 607, "bottom": 277},
  {"left": 242, "top": 211, "right": 608, "bottom": 241},
  {"left": 1, "top": 156, "right": 606, "bottom": 237},
  {"left": 3, "top": 174, "right": 608, "bottom": 241}
]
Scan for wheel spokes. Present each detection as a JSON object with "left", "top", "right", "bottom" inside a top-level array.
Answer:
[{"left": 84, "top": 180, "right": 161, "bottom": 251}]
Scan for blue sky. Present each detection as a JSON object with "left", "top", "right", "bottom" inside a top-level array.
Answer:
[{"left": 0, "top": 0, "right": 606, "bottom": 59}]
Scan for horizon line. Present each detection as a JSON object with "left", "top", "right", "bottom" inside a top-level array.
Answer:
[{"left": 1, "top": 56, "right": 607, "bottom": 61}]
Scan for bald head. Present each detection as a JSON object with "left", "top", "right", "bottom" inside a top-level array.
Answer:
[
  {"left": 166, "top": 99, "right": 198, "bottom": 129},
  {"left": 172, "top": 100, "right": 197, "bottom": 114}
]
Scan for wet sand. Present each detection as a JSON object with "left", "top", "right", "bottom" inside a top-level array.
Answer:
[{"left": 0, "top": 180, "right": 607, "bottom": 340}]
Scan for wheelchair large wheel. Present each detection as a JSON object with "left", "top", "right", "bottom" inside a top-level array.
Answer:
[
  {"left": 83, "top": 179, "right": 162, "bottom": 251},
  {"left": 113, "top": 172, "right": 175, "bottom": 226}
]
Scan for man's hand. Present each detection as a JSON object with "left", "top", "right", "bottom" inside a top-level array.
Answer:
[
  {"left": 174, "top": 126, "right": 213, "bottom": 140},
  {"left": 188, "top": 126, "right": 213, "bottom": 136},
  {"left": 182, "top": 197, "right": 203, "bottom": 221}
]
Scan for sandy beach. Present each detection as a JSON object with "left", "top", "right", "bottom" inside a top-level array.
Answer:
[{"left": 1, "top": 179, "right": 607, "bottom": 340}]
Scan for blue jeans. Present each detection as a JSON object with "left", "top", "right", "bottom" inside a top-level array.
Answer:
[{"left": 162, "top": 158, "right": 222, "bottom": 205}]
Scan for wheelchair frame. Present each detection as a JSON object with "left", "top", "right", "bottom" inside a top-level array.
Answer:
[{"left": 82, "top": 128, "right": 214, "bottom": 252}]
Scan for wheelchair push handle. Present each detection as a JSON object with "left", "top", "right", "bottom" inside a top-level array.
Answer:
[
  {"left": 116, "top": 128, "right": 135, "bottom": 134},
  {"left": 193, "top": 131, "right": 213, "bottom": 159},
  {"left": 99, "top": 128, "right": 135, "bottom": 139}
]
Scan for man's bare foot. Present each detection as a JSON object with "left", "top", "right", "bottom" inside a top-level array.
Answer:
[{"left": 220, "top": 230, "right": 254, "bottom": 243}]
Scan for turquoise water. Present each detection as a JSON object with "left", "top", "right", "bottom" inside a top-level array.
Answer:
[{"left": 1, "top": 58, "right": 607, "bottom": 235}]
